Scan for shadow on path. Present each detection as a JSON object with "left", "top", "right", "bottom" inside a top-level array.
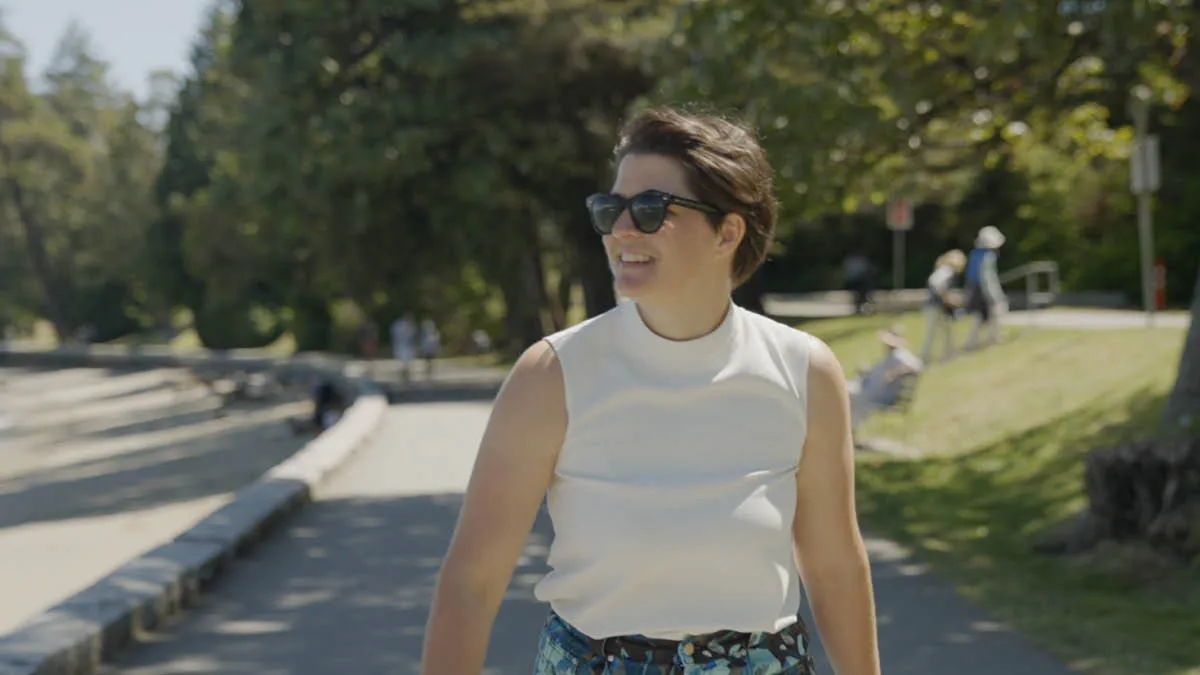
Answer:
[
  {"left": 802, "top": 537, "right": 1073, "bottom": 674},
  {"left": 105, "top": 394, "right": 1074, "bottom": 675},
  {"left": 107, "top": 493, "right": 552, "bottom": 675},
  {"left": 0, "top": 366, "right": 306, "bottom": 528}
]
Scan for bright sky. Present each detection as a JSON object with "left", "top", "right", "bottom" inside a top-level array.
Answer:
[{"left": 2, "top": 0, "right": 213, "bottom": 102}]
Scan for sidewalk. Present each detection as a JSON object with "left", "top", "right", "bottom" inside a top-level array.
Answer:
[
  {"left": 762, "top": 290, "right": 1192, "bottom": 329},
  {"left": 0, "top": 365, "right": 310, "bottom": 636},
  {"left": 1000, "top": 308, "right": 1189, "bottom": 330},
  {"left": 106, "top": 400, "right": 1074, "bottom": 675}
]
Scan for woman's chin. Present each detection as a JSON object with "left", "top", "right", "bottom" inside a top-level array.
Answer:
[{"left": 613, "top": 276, "right": 657, "bottom": 300}]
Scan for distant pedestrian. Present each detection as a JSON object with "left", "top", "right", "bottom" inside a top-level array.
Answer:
[
  {"left": 920, "top": 249, "right": 966, "bottom": 362},
  {"left": 391, "top": 313, "right": 417, "bottom": 381},
  {"left": 359, "top": 319, "right": 379, "bottom": 359},
  {"left": 419, "top": 319, "right": 440, "bottom": 379},
  {"left": 843, "top": 251, "right": 874, "bottom": 314},
  {"left": 470, "top": 329, "right": 491, "bottom": 355},
  {"left": 962, "top": 226, "right": 1007, "bottom": 350}
]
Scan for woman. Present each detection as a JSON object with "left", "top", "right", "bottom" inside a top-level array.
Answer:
[
  {"left": 422, "top": 107, "right": 881, "bottom": 675},
  {"left": 919, "top": 249, "right": 966, "bottom": 363}
]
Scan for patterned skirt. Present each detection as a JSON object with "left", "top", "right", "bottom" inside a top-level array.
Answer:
[{"left": 533, "top": 611, "right": 817, "bottom": 675}]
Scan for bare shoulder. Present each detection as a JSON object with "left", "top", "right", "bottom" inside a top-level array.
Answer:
[
  {"left": 802, "top": 335, "right": 852, "bottom": 451},
  {"left": 488, "top": 339, "right": 566, "bottom": 445},
  {"left": 502, "top": 339, "right": 564, "bottom": 399},
  {"left": 805, "top": 335, "right": 849, "bottom": 397}
]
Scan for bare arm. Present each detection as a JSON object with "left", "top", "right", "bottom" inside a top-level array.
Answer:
[
  {"left": 793, "top": 338, "right": 881, "bottom": 675},
  {"left": 421, "top": 341, "right": 566, "bottom": 675}
]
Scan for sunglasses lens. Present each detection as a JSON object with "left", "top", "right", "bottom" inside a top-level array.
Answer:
[
  {"left": 629, "top": 194, "right": 667, "bottom": 233},
  {"left": 587, "top": 194, "right": 624, "bottom": 234}
]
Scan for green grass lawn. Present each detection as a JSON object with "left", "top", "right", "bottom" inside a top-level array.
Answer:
[{"left": 803, "top": 312, "right": 1198, "bottom": 675}]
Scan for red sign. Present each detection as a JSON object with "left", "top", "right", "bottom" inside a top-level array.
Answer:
[
  {"left": 886, "top": 200, "right": 913, "bottom": 231},
  {"left": 1154, "top": 259, "right": 1167, "bottom": 310}
]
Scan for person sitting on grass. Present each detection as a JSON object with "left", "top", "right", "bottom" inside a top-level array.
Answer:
[{"left": 848, "top": 326, "right": 923, "bottom": 435}]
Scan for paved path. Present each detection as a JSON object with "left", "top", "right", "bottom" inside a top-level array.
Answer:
[
  {"left": 762, "top": 291, "right": 1192, "bottom": 330},
  {"left": 1000, "top": 308, "right": 1189, "bottom": 330},
  {"left": 106, "top": 401, "right": 1073, "bottom": 675},
  {"left": 0, "top": 365, "right": 310, "bottom": 635}
]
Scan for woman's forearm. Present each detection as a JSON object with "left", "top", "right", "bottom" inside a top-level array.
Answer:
[
  {"left": 805, "top": 556, "right": 881, "bottom": 675},
  {"left": 421, "top": 579, "right": 501, "bottom": 675}
]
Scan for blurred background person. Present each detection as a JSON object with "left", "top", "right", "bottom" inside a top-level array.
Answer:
[
  {"left": 962, "top": 226, "right": 1008, "bottom": 350},
  {"left": 920, "top": 249, "right": 966, "bottom": 363}
]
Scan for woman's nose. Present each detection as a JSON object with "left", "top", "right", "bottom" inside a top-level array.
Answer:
[{"left": 609, "top": 210, "right": 641, "bottom": 239}]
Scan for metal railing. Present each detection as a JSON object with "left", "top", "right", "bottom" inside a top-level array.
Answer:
[{"left": 998, "top": 260, "right": 1061, "bottom": 309}]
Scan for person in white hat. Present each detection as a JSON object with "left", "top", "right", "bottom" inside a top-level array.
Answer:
[{"left": 962, "top": 226, "right": 1007, "bottom": 349}]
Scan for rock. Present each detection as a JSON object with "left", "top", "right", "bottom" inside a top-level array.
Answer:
[
  {"left": 1032, "top": 510, "right": 1103, "bottom": 555},
  {"left": 1079, "top": 438, "right": 1200, "bottom": 560}
]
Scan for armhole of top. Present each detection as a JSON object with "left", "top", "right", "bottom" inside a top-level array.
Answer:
[
  {"left": 802, "top": 332, "right": 820, "bottom": 422},
  {"left": 540, "top": 336, "right": 571, "bottom": 431},
  {"left": 778, "top": 329, "right": 818, "bottom": 437}
]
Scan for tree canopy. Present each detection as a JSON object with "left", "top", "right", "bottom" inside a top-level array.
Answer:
[{"left": 0, "top": 0, "right": 1196, "bottom": 367}]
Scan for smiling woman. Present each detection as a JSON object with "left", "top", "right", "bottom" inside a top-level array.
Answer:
[
  {"left": 591, "top": 110, "right": 779, "bottom": 342},
  {"left": 422, "top": 107, "right": 882, "bottom": 675}
]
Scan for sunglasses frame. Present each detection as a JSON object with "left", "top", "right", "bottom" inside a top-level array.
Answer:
[{"left": 585, "top": 189, "right": 722, "bottom": 235}]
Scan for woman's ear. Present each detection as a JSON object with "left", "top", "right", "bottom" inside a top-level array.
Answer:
[{"left": 716, "top": 213, "right": 746, "bottom": 256}]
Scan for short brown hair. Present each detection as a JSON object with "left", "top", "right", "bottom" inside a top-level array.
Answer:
[{"left": 613, "top": 106, "right": 778, "bottom": 286}]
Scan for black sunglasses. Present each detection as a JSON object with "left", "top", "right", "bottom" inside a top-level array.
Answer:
[{"left": 585, "top": 189, "right": 722, "bottom": 235}]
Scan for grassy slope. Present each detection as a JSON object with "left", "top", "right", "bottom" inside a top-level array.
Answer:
[{"left": 803, "top": 312, "right": 1197, "bottom": 675}]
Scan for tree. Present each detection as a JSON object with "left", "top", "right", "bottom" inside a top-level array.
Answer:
[
  {"left": 0, "top": 30, "right": 74, "bottom": 341},
  {"left": 1162, "top": 264, "right": 1200, "bottom": 431},
  {"left": 0, "top": 21, "right": 161, "bottom": 343},
  {"left": 163, "top": 0, "right": 661, "bottom": 350}
]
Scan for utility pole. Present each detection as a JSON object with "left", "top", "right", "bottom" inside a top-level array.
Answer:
[{"left": 1129, "top": 85, "right": 1159, "bottom": 327}]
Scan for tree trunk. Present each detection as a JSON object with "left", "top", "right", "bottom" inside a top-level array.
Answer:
[
  {"left": 499, "top": 247, "right": 548, "bottom": 353},
  {"left": 557, "top": 273, "right": 574, "bottom": 325},
  {"left": 0, "top": 143, "right": 71, "bottom": 344},
  {"left": 561, "top": 216, "right": 614, "bottom": 318},
  {"left": 580, "top": 251, "right": 615, "bottom": 318},
  {"left": 1162, "top": 262, "right": 1200, "bottom": 434},
  {"left": 290, "top": 295, "right": 333, "bottom": 352},
  {"left": 526, "top": 220, "right": 561, "bottom": 333}
]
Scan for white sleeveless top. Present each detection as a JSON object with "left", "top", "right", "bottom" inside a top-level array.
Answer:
[{"left": 533, "top": 299, "right": 814, "bottom": 639}]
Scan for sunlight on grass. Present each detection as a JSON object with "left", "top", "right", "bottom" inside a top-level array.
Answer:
[
  {"left": 800, "top": 312, "right": 1198, "bottom": 675},
  {"left": 805, "top": 314, "right": 1185, "bottom": 456}
]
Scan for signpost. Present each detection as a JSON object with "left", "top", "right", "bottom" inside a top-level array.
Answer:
[
  {"left": 886, "top": 199, "right": 913, "bottom": 292},
  {"left": 1130, "top": 86, "right": 1160, "bottom": 327}
]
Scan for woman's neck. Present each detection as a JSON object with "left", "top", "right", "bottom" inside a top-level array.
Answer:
[{"left": 633, "top": 290, "right": 732, "bottom": 342}]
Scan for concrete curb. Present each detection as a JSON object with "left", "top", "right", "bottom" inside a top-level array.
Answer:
[{"left": 0, "top": 347, "right": 388, "bottom": 675}]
